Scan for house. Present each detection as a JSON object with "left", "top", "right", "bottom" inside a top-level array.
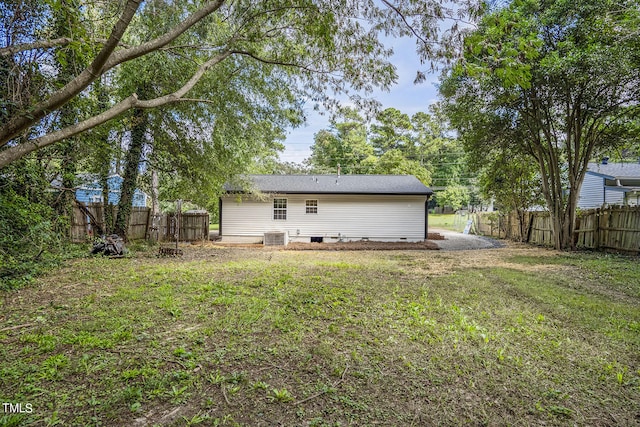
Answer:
[
  {"left": 578, "top": 161, "right": 640, "bottom": 209},
  {"left": 220, "top": 174, "right": 434, "bottom": 244},
  {"left": 74, "top": 174, "right": 149, "bottom": 207}
]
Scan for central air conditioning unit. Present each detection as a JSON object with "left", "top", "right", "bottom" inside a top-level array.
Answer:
[{"left": 264, "top": 231, "right": 288, "bottom": 246}]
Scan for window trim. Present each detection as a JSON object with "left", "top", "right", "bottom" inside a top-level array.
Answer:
[
  {"left": 305, "top": 199, "right": 318, "bottom": 214},
  {"left": 273, "top": 198, "right": 287, "bottom": 220}
]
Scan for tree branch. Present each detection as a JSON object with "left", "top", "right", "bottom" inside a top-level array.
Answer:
[
  {"left": 0, "top": 37, "right": 134, "bottom": 57},
  {"left": 381, "top": 0, "right": 430, "bottom": 46},
  {"left": 0, "top": 51, "right": 231, "bottom": 168},
  {"left": 104, "top": 0, "right": 226, "bottom": 70},
  {"left": 0, "top": 38, "right": 72, "bottom": 56},
  {"left": 230, "top": 49, "right": 332, "bottom": 75},
  {"left": 0, "top": 0, "right": 227, "bottom": 150},
  {"left": 0, "top": 0, "right": 142, "bottom": 146}
]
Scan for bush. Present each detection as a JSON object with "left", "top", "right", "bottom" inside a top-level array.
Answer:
[
  {"left": 0, "top": 191, "right": 67, "bottom": 289},
  {"left": 436, "top": 185, "right": 471, "bottom": 211}
]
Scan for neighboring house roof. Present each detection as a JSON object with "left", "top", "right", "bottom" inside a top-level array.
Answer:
[
  {"left": 225, "top": 175, "right": 433, "bottom": 196},
  {"left": 587, "top": 162, "right": 640, "bottom": 179}
]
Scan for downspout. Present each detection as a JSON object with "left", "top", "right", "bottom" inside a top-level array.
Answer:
[
  {"left": 425, "top": 196, "right": 429, "bottom": 240},
  {"left": 218, "top": 197, "right": 223, "bottom": 237}
]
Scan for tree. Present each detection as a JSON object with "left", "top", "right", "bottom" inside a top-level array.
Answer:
[
  {"left": 0, "top": 0, "right": 478, "bottom": 169},
  {"left": 441, "top": 0, "right": 640, "bottom": 249},
  {"left": 307, "top": 107, "right": 374, "bottom": 174},
  {"left": 436, "top": 184, "right": 470, "bottom": 211},
  {"left": 411, "top": 106, "right": 470, "bottom": 188},
  {"left": 370, "top": 108, "right": 413, "bottom": 155},
  {"left": 372, "top": 149, "right": 431, "bottom": 184},
  {"left": 306, "top": 106, "right": 433, "bottom": 184},
  {"left": 477, "top": 153, "right": 543, "bottom": 240}
]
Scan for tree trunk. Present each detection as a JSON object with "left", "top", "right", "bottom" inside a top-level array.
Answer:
[
  {"left": 52, "top": 1, "right": 80, "bottom": 229},
  {"left": 56, "top": 140, "right": 77, "bottom": 221},
  {"left": 151, "top": 169, "right": 160, "bottom": 217},
  {"left": 114, "top": 96, "right": 148, "bottom": 239},
  {"left": 99, "top": 172, "right": 112, "bottom": 235}
]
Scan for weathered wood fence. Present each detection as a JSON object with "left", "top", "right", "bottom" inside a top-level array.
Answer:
[
  {"left": 575, "top": 207, "right": 640, "bottom": 252},
  {"left": 71, "top": 202, "right": 209, "bottom": 242},
  {"left": 147, "top": 212, "right": 210, "bottom": 243},
  {"left": 472, "top": 206, "right": 640, "bottom": 254}
]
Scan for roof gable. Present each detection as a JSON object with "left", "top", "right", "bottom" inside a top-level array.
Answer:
[{"left": 225, "top": 175, "right": 433, "bottom": 195}]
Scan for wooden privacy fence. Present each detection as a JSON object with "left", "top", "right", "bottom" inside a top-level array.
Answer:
[
  {"left": 471, "top": 206, "right": 640, "bottom": 254},
  {"left": 575, "top": 206, "right": 640, "bottom": 253},
  {"left": 473, "top": 212, "right": 519, "bottom": 240},
  {"left": 71, "top": 203, "right": 150, "bottom": 242},
  {"left": 148, "top": 212, "right": 210, "bottom": 243},
  {"left": 71, "top": 202, "right": 209, "bottom": 242}
]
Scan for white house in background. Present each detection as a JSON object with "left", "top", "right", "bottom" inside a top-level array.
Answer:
[
  {"left": 578, "top": 161, "right": 640, "bottom": 209},
  {"left": 220, "top": 175, "right": 434, "bottom": 244}
]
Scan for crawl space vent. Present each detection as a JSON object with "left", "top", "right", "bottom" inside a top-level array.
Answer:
[{"left": 264, "top": 231, "right": 288, "bottom": 246}]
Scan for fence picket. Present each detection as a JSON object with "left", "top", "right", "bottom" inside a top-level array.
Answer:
[
  {"left": 71, "top": 203, "right": 209, "bottom": 242},
  {"left": 472, "top": 206, "right": 640, "bottom": 254}
]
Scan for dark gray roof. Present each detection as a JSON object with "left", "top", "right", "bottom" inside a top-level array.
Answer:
[
  {"left": 587, "top": 162, "right": 640, "bottom": 179},
  {"left": 225, "top": 175, "right": 433, "bottom": 195}
]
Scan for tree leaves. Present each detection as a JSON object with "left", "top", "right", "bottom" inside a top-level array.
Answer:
[{"left": 440, "top": 0, "right": 640, "bottom": 249}]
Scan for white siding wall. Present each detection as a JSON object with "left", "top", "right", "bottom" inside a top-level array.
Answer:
[
  {"left": 578, "top": 173, "right": 604, "bottom": 209},
  {"left": 221, "top": 194, "right": 426, "bottom": 242}
]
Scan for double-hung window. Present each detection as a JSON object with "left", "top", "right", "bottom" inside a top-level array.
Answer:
[
  {"left": 305, "top": 199, "right": 318, "bottom": 214},
  {"left": 273, "top": 198, "right": 287, "bottom": 220}
]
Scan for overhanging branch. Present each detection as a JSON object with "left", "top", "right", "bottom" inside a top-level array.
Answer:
[
  {"left": 230, "top": 49, "right": 332, "bottom": 75},
  {"left": 0, "top": 0, "right": 143, "bottom": 146},
  {"left": 0, "top": 0, "right": 227, "bottom": 149},
  {"left": 0, "top": 38, "right": 72, "bottom": 56},
  {"left": 0, "top": 50, "right": 232, "bottom": 168}
]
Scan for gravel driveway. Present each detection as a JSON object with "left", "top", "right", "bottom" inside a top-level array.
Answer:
[{"left": 430, "top": 228, "right": 504, "bottom": 251}]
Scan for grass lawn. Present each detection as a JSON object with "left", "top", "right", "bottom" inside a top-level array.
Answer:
[
  {"left": 429, "top": 213, "right": 467, "bottom": 232},
  {"left": 1, "top": 243, "right": 639, "bottom": 426}
]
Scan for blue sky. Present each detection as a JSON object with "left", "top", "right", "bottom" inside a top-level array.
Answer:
[{"left": 279, "top": 36, "right": 442, "bottom": 164}]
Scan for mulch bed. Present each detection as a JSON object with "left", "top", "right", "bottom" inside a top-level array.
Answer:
[
  {"left": 205, "top": 233, "right": 445, "bottom": 251},
  {"left": 284, "top": 233, "right": 444, "bottom": 251},
  {"left": 284, "top": 240, "right": 440, "bottom": 251}
]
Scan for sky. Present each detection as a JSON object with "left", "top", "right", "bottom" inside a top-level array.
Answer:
[{"left": 279, "top": 36, "right": 443, "bottom": 165}]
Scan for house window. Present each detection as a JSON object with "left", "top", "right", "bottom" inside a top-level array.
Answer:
[
  {"left": 305, "top": 199, "right": 318, "bottom": 214},
  {"left": 273, "top": 198, "right": 287, "bottom": 220}
]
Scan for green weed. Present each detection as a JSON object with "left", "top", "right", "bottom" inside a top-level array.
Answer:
[{"left": 269, "top": 388, "right": 294, "bottom": 403}]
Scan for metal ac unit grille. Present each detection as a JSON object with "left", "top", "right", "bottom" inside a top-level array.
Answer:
[{"left": 264, "top": 231, "right": 288, "bottom": 246}]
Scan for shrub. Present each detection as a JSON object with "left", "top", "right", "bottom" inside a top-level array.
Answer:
[{"left": 0, "top": 190, "right": 66, "bottom": 289}]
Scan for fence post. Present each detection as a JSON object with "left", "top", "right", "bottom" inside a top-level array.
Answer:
[
  {"left": 144, "top": 208, "right": 151, "bottom": 240},
  {"left": 526, "top": 213, "right": 534, "bottom": 243},
  {"left": 594, "top": 208, "right": 600, "bottom": 250}
]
